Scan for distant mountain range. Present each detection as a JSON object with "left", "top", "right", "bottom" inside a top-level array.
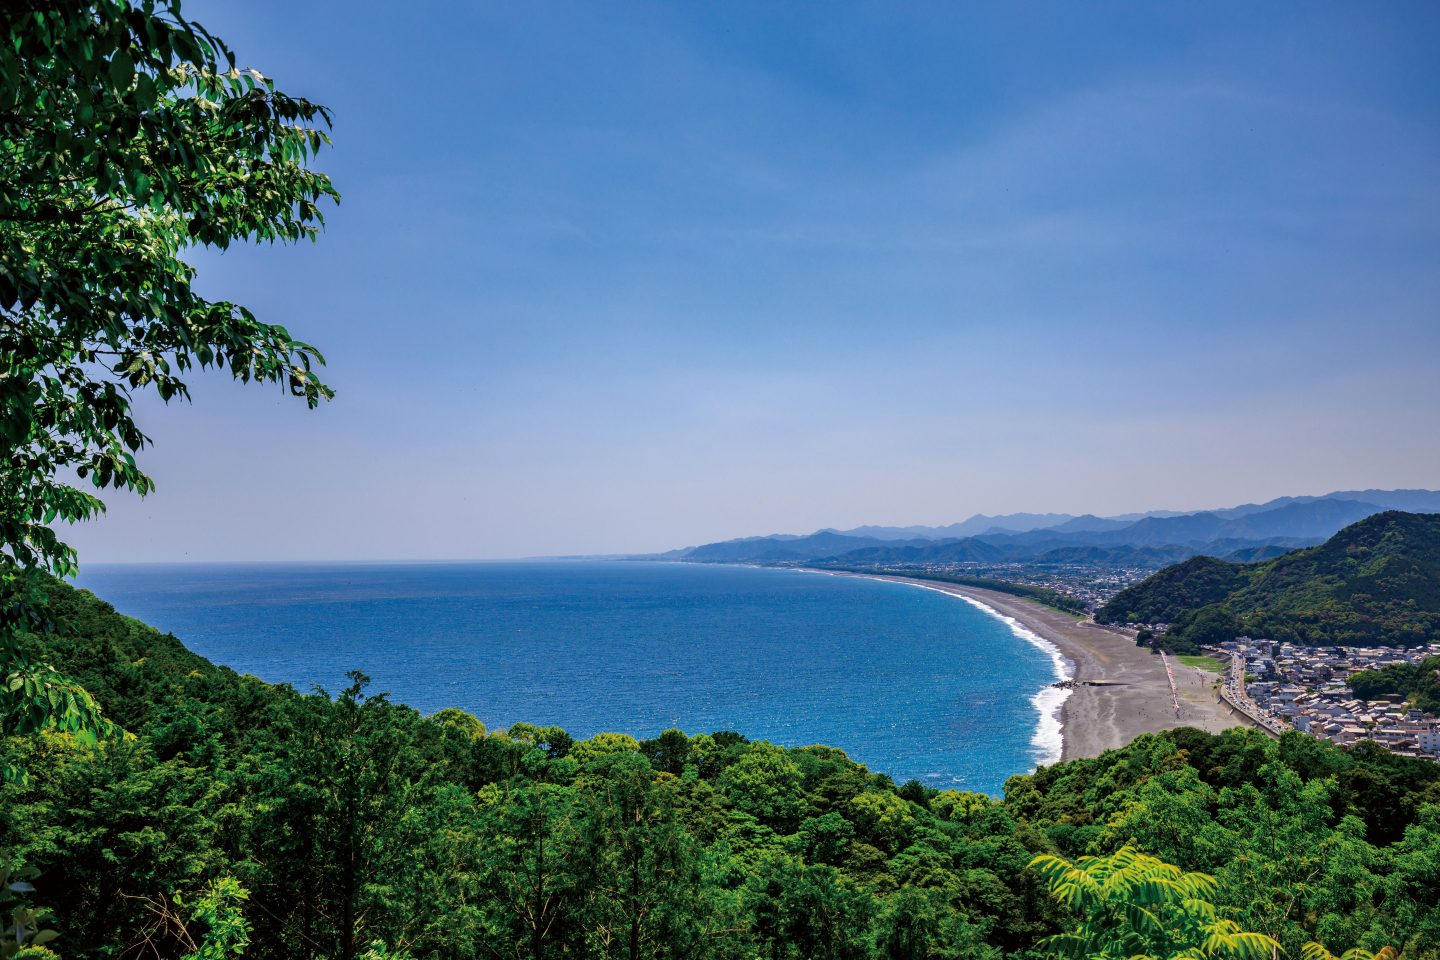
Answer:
[
  {"left": 667, "top": 489, "right": 1440, "bottom": 569},
  {"left": 1096, "top": 511, "right": 1440, "bottom": 648},
  {"left": 824, "top": 513, "right": 1080, "bottom": 540}
]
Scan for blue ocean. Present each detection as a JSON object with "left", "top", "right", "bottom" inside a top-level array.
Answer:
[{"left": 73, "top": 561, "right": 1063, "bottom": 794}]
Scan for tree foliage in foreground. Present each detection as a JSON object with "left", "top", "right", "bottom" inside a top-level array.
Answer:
[
  {"left": 2, "top": 576, "right": 1439, "bottom": 959},
  {"left": 1031, "top": 846, "right": 1278, "bottom": 960},
  {"left": 0, "top": 0, "right": 335, "bottom": 743},
  {"left": 1031, "top": 847, "right": 1404, "bottom": 960}
]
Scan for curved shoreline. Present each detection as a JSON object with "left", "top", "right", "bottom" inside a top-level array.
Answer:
[
  {"left": 803, "top": 570, "right": 1246, "bottom": 762},
  {"left": 948, "top": 591, "right": 1072, "bottom": 767},
  {"left": 872, "top": 578, "right": 1072, "bottom": 767}
]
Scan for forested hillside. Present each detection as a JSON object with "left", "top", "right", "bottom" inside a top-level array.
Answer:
[
  {"left": 1097, "top": 511, "right": 1440, "bottom": 648},
  {"left": 2, "top": 576, "right": 1439, "bottom": 958},
  {"left": 1095, "top": 555, "right": 1249, "bottom": 625}
]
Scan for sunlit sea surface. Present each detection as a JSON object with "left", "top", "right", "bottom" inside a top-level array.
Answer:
[{"left": 74, "top": 560, "right": 1062, "bottom": 794}]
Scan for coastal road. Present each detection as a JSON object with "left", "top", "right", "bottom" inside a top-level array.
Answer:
[{"left": 1220, "top": 652, "right": 1288, "bottom": 737}]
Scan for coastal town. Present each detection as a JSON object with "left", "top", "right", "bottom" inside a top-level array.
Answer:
[{"left": 1204, "top": 637, "right": 1440, "bottom": 760}]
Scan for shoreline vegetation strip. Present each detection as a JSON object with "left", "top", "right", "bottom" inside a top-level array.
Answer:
[{"left": 813, "top": 566, "right": 1089, "bottom": 617}]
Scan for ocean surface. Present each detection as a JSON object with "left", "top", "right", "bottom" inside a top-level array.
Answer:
[{"left": 74, "top": 560, "right": 1065, "bottom": 794}]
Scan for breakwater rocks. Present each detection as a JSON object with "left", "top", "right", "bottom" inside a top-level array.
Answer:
[{"left": 1050, "top": 679, "right": 1121, "bottom": 689}]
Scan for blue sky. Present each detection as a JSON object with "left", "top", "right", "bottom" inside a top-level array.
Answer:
[{"left": 70, "top": 1, "right": 1440, "bottom": 560}]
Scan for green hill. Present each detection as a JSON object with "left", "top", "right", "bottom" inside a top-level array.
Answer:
[
  {"left": 1097, "top": 511, "right": 1440, "bottom": 648},
  {"left": 1094, "top": 555, "right": 1250, "bottom": 625}
]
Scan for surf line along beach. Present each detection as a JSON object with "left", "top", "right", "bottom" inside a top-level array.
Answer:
[{"left": 809, "top": 572, "right": 1246, "bottom": 762}]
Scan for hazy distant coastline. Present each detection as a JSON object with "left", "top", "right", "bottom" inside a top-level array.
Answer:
[{"left": 667, "top": 488, "right": 1440, "bottom": 571}]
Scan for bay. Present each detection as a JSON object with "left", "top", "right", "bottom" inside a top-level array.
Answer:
[{"left": 74, "top": 560, "right": 1061, "bottom": 794}]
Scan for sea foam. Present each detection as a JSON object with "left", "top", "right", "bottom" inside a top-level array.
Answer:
[{"left": 828, "top": 574, "right": 1075, "bottom": 769}]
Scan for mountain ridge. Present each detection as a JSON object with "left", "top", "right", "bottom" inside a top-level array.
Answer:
[
  {"left": 1096, "top": 511, "right": 1440, "bottom": 648},
  {"left": 670, "top": 489, "right": 1440, "bottom": 568}
]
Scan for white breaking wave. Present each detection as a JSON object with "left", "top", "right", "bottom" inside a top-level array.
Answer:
[
  {"left": 938, "top": 590, "right": 1073, "bottom": 769},
  {"left": 807, "top": 570, "right": 1074, "bottom": 769}
]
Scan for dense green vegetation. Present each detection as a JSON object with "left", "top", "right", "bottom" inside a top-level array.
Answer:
[
  {"left": 1349, "top": 656, "right": 1440, "bottom": 715},
  {"left": 2, "top": 575, "right": 1439, "bottom": 958},
  {"left": 1097, "top": 512, "right": 1440, "bottom": 649}
]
